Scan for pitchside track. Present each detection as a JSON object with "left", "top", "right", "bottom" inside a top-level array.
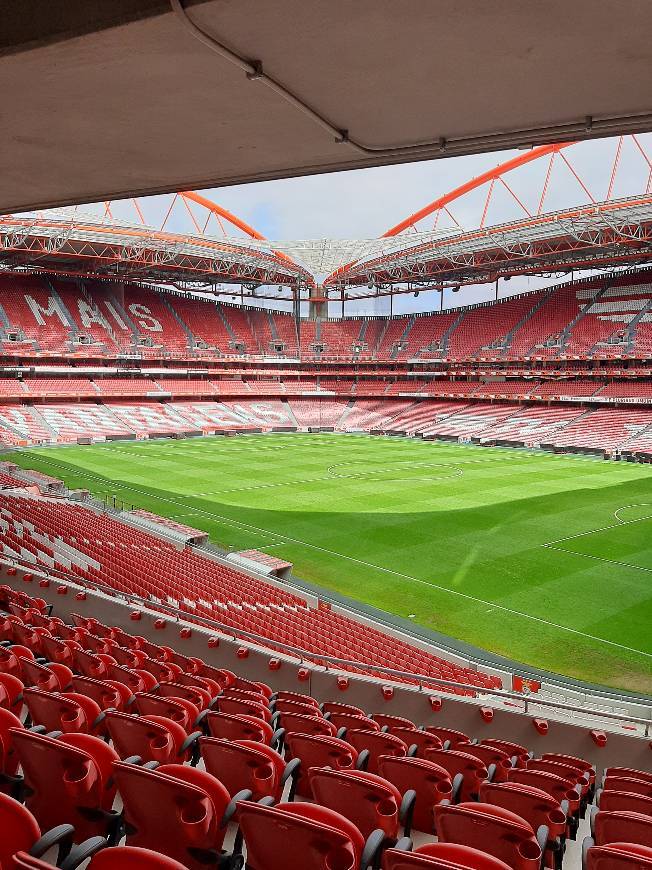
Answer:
[{"left": 6, "top": 435, "right": 652, "bottom": 692}]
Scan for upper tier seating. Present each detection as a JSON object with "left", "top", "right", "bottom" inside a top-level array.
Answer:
[{"left": 0, "top": 269, "right": 651, "bottom": 362}]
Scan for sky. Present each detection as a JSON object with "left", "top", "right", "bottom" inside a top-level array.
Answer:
[{"left": 80, "top": 133, "right": 652, "bottom": 316}]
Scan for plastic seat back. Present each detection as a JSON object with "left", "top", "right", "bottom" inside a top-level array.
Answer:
[
  {"left": 286, "top": 732, "right": 358, "bottom": 798},
  {"left": 104, "top": 711, "right": 187, "bottom": 763},
  {"left": 23, "top": 687, "right": 101, "bottom": 735},
  {"left": 378, "top": 755, "right": 453, "bottom": 833},
  {"left": 382, "top": 842, "right": 512, "bottom": 869},
  {"left": 134, "top": 692, "right": 199, "bottom": 732},
  {"left": 435, "top": 802, "right": 542, "bottom": 870},
  {"left": 308, "top": 766, "right": 402, "bottom": 839},
  {"left": 0, "top": 792, "right": 42, "bottom": 867},
  {"left": 200, "top": 737, "right": 286, "bottom": 801},
  {"left": 423, "top": 748, "right": 488, "bottom": 801},
  {"left": 237, "top": 800, "right": 365, "bottom": 870},
  {"left": 585, "top": 843, "right": 652, "bottom": 869},
  {"left": 460, "top": 744, "right": 512, "bottom": 782},
  {"left": 598, "top": 790, "right": 652, "bottom": 816},
  {"left": 204, "top": 710, "right": 274, "bottom": 745},
  {"left": 424, "top": 728, "right": 469, "bottom": 749},
  {"left": 593, "top": 810, "right": 652, "bottom": 848},
  {"left": 347, "top": 729, "right": 407, "bottom": 774},
  {"left": 479, "top": 781, "right": 566, "bottom": 842},
  {"left": 10, "top": 728, "right": 119, "bottom": 842},
  {"left": 113, "top": 761, "right": 232, "bottom": 870},
  {"left": 603, "top": 776, "right": 652, "bottom": 798}
]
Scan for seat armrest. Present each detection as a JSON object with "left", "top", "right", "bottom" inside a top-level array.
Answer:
[
  {"left": 221, "top": 789, "right": 253, "bottom": 827},
  {"left": 180, "top": 729, "right": 203, "bottom": 766},
  {"left": 282, "top": 757, "right": 301, "bottom": 801},
  {"left": 30, "top": 823, "right": 75, "bottom": 863},
  {"left": 59, "top": 836, "right": 108, "bottom": 870},
  {"left": 361, "top": 829, "right": 385, "bottom": 870},
  {"left": 399, "top": 789, "right": 417, "bottom": 838},
  {"left": 582, "top": 837, "right": 595, "bottom": 870},
  {"left": 356, "top": 749, "right": 370, "bottom": 771}
]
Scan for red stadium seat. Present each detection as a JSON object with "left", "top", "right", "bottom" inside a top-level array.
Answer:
[
  {"left": 377, "top": 755, "right": 459, "bottom": 833},
  {"left": 382, "top": 842, "right": 512, "bottom": 869},
  {"left": 113, "top": 760, "right": 245, "bottom": 870},
  {"left": 200, "top": 736, "right": 298, "bottom": 801},
  {"left": 286, "top": 732, "right": 361, "bottom": 798},
  {"left": 423, "top": 748, "right": 488, "bottom": 802},
  {"left": 583, "top": 843, "right": 652, "bottom": 869},
  {"left": 236, "top": 800, "right": 384, "bottom": 870},
  {"left": 435, "top": 802, "right": 546, "bottom": 870},
  {"left": 0, "top": 792, "right": 73, "bottom": 868},
  {"left": 308, "top": 766, "right": 412, "bottom": 839},
  {"left": 10, "top": 729, "right": 119, "bottom": 842},
  {"left": 104, "top": 710, "right": 200, "bottom": 765}
]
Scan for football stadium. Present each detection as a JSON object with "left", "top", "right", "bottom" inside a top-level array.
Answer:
[{"left": 0, "top": 3, "right": 651, "bottom": 868}]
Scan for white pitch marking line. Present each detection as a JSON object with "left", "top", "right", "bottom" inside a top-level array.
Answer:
[{"left": 25, "top": 450, "right": 652, "bottom": 660}]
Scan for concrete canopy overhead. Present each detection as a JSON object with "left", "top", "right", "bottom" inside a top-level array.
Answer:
[{"left": 2, "top": 0, "right": 651, "bottom": 214}]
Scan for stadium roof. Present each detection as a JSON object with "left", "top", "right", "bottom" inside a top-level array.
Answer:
[{"left": 2, "top": 0, "right": 652, "bottom": 214}]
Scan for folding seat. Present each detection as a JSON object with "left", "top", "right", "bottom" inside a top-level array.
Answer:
[
  {"left": 236, "top": 800, "right": 385, "bottom": 870},
  {"left": 479, "top": 781, "right": 567, "bottom": 868},
  {"left": 423, "top": 748, "right": 488, "bottom": 802},
  {"left": 542, "top": 754, "right": 595, "bottom": 790},
  {"left": 424, "top": 727, "right": 469, "bottom": 750},
  {"left": 278, "top": 710, "right": 338, "bottom": 740},
  {"left": 107, "top": 663, "right": 157, "bottom": 694},
  {"left": 14, "top": 845, "right": 191, "bottom": 869},
  {"left": 286, "top": 731, "right": 362, "bottom": 798},
  {"left": 221, "top": 686, "right": 268, "bottom": 706},
  {"left": 509, "top": 767, "right": 582, "bottom": 832},
  {"left": 217, "top": 695, "right": 272, "bottom": 722},
  {"left": 604, "top": 768, "right": 652, "bottom": 785},
  {"left": 596, "top": 789, "right": 652, "bottom": 816},
  {"left": 133, "top": 692, "right": 199, "bottom": 733},
  {"left": 378, "top": 756, "right": 459, "bottom": 833},
  {"left": 435, "top": 802, "right": 546, "bottom": 870},
  {"left": 0, "top": 644, "right": 34, "bottom": 679},
  {"left": 0, "top": 707, "right": 23, "bottom": 795},
  {"left": 582, "top": 843, "right": 652, "bottom": 869},
  {"left": 73, "top": 648, "right": 110, "bottom": 680},
  {"left": 40, "top": 633, "right": 78, "bottom": 669},
  {"left": 233, "top": 675, "right": 272, "bottom": 698},
  {"left": 20, "top": 658, "right": 73, "bottom": 693},
  {"left": 71, "top": 675, "right": 128, "bottom": 711},
  {"left": 308, "top": 766, "right": 414, "bottom": 840},
  {"left": 112, "top": 760, "right": 246, "bottom": 870},
  {"left": 460, "top": 744, "right": 513, "bottom": 783},
  {"left": 602, "top": 776, "right": 652, "bottom": 798},
  {"left": 528, "top": 758, "right": 592, "bottom": 805},
  {"left": 10, "top": 729, "right": 120, "bottom": 842},
  {"left": 0, "top": 792, "right": 75, "bottom": 868},
  {"left": 104, "top": 710, "right": 201, "bottom": 765},
  {"left": 348, "top": 730, "right": 408, "bottom": 775},
  {"left": 23, "top": 687, "right": 105, "bottom": 736},
  {"left": 271, "top": 697, "right": 322, "bottom": 717},
  {"left": 202, "top": 710, "right": 277, "bottom": 746},
  {"left": 589, "top": 809, "right": 652, "bottom": 849},
  {"left": 271, "top": 689, "right": 319, "bottom": 708},
  {"left": 382, "top": 842, "right": 512, "bottom": 869},
  {"left": 322, "top": 701, "right": 366, "bottom": 717},
  {"left": 0, "top": 671, "right": 24, "bottom": 714},
  {"left": 391, "top": 728, "right": 442, "bottom": 757},
  {"left": 176, "top": 671, "right": 221, "bottom": 698},
  {"left": 329, "top": 712, "right": 380, "bottom": 733},
  {"left": 481, "top": 738, "right": 530, "bottom": 767},
  {"left": 200, "top": 736, "right": 299, "bottom": 802},
  {"left": 372, "top": 714, "right": 416, "bottom": 733},
  {"left": 157, "top": 681, "right": 212, "bottom": 711}
]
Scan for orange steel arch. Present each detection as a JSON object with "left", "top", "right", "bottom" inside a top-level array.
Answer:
[
  {"left": 382, "top": 142, "right": 575, "bottom": 237},
  {"left": 181, "top": 190, "right": 267, "bottom": 240}
]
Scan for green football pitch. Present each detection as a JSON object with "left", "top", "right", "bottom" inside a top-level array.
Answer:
[{"left": 5, "top": 434, "right": 652, "bottom": 693}]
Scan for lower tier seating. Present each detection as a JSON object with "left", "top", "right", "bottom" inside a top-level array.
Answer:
[{"left": 0, "top": 583, "right": 648, "bottom": 869}]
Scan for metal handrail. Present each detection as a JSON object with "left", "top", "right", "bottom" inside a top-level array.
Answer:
[{"left": 3, "top": 555, "right": 650, "bottom": 735}]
